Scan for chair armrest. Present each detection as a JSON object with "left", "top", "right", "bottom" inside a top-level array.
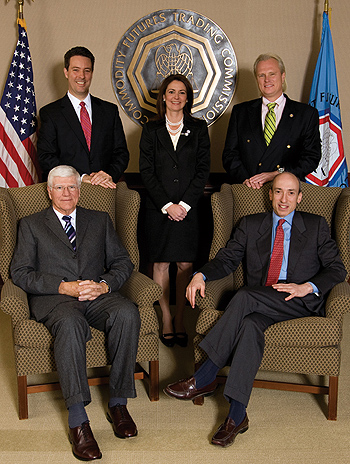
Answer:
[
  {"left": 195, "top": 274, "right": 233, "bottom": 311},
  {"left": 209, "top": 184, "right": 234, "bottom": 260},
  {"left": 0, "top": 279, "right": 30, "bottom": 324},
  {"left": 120, "top": 270, "right": 162, "bottom": 336},
  {"left": 119, "top": 270, "right": 162, "bottom": 310},
  {"left": 325, "top": 281, "right": 350, "bottom": 320}
]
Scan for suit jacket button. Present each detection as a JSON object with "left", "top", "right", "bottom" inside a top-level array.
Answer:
[
  {"left": 287, "top": 145, "right": 291, "bottom": 148},
  {"left": 173, "top": 179, "right": 179, "bottom": 183},
  {"left": 173, "top": 165, "right": 178, "bottom": 169},
  {"left": 247, "top": 139, "right": 250, "bottom": 143},
  {"left": 258, "top": 162, "right": 262, "bottom": 167},
  {"left": 73, "top": 254, "right": 77, "bottom": 259}
]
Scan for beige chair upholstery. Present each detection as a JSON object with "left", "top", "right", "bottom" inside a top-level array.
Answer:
[
  {"left": 0, "top": 182, "right": 162, "bottom": 419},
  {"left": 193, "top": 182, "right": 350, "bottom": 420}
]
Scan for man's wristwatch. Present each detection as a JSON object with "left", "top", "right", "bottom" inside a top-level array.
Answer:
[
  {"left": 99, "top": 279, "right": 111, "bottom": 293},
  {"left": 277, "top": 167, "right": 285, "bottom": 174}
]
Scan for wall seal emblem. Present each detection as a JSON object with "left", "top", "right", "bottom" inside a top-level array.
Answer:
[{"left": 111, "top": 9, "right": 237, "bottom": 126}]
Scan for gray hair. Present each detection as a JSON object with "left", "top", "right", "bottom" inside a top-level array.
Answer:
[
  {"left": 253, "top": 53, "right": 287, "bottom": 92},
  {"left": 47, "top": 165, "right": 81, "bottom": 189}
]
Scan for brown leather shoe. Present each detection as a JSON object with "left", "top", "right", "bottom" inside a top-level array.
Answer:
[
  {"left": 68, "top": 421, "right": 102, "bottom": 461},
  {"left": 211, "top": 414, "right": 249, "bottom": 447},
  {"left": 106, "top": 404, "right": 138, "bottom": 438},
  {"left": 164, "top": 376, "right": 217, "bottom": 401}
]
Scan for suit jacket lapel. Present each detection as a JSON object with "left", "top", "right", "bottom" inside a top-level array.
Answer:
[
  {"left": 60, "top": 94, "right": 90, "bottom": 154},
  {"left": 248, "top": 99, "right": 267, "bottom": 154},
  {"left": 287, "top": 211, "right": 308, "bottom": 278},
  {"left": 256, "top": 213, "right": 273, "bottom": 278},
  {"left": 90, "top": 96, "right": 103, "bottom": 156},
  {"left": 45, "top": 207, "right": 74, "bottom": 251},
  {"left": 75, "top": 207, "right": 89, "bottom": 250},
  {"left": 176, "top": 119, "right": 195, "bottom": 153},
  {"left": 157, "top": 123, "right": 178, "bottom": 163}
]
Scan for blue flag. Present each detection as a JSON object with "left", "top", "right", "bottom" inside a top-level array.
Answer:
[{"left": 306, "top": 12, "right": 348, "bottom": 187}]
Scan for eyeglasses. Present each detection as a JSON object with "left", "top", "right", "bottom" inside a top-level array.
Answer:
[{"left": 51, "top": 185, "right": 79, "bottom": 192}]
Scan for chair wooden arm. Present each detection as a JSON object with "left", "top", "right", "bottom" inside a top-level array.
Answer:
[{"left": 0, "top": 279, "right": 30, "bottom": 324}]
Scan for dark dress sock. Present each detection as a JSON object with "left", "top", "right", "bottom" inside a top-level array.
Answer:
[
  {"left": 68, "top": 402, "right": 88, "bottom": 429},
  {"left": 228, "top": 398, "right": 246, "bottom": 425},
  {"left": 109, "top": 397, "right": 127, "bottom": 408},
  {"left": 194, "top": 358, "right": 220, "bottom": 389}
]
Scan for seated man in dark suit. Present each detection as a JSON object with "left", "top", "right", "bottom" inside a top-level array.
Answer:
[
  {"left": 38, "top": 46, "right": 129, "bottom": 188},
  {"left": 11, "top": 166, "right": 140, "bottom": 461},
  {"left": 222, "top": 54, "right": 321, "bottom": 188},
  {"left": 165, "top": 172, "right": 346, "bottom": 447}
]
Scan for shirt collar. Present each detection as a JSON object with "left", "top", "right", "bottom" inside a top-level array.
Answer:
[
  {"left": 262, "top": 93, "right": 286, "bottom": 108},
  {"left": 52, "top": 206, "right": 77, "bottom": 225},
  {"left": 67, "top": 91, "right": 91, "bottom": 111},
  {"left": 272, "top": 209, "right": 295, "bottom": 228}
]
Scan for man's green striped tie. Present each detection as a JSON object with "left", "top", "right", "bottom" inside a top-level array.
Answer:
[{"left": 264, "top": 102, "right": 277, "bottom": 145}]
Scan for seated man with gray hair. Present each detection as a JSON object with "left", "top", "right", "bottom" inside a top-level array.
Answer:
[{"left": 11, "top": 165, "right": 140, "bottom": 461}]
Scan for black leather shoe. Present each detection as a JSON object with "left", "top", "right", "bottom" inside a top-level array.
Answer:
[
  {"left": 106, "top": 404, "right": 138, "bottom": 438},
  {"left": 211, "top": 414, "right": 249, "bottom": 447},
  {"left": 160, "top": 333, "right": 176, "bottom": 347},
  {"left": 164, "top": 376, "right": 217, "bottom": 401},
  {"left": 172, "top": 317, "right": 188, "bottom": 347},
  {"left": 68, "top": 421, "right": 102, "bottom": 461},
  {"left": 175, "top": 332, "right": 188, "bottom": 347}
]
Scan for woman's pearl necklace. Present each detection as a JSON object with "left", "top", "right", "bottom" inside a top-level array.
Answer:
[{"left": 165, "top": 115, "right": 183, "bottom": 135}]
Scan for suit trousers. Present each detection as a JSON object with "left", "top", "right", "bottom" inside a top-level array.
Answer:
[
  {"left": 199, "top": 286, "right": 319, "bottom": 406},
  {"left": 42, "top": 292, "right": 140, "bottom": 408}
]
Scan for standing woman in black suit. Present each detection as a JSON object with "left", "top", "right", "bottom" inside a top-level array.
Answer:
[{"left": 139, "top": 74, "right": 210, "bottom": 347}]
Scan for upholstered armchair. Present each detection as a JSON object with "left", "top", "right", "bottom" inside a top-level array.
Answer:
[
  {"left": 193, "top": 182, "right": 350, "bottom": 420},
  {"left": 0, "top": 181, "right": 162, "bottom": 419}
]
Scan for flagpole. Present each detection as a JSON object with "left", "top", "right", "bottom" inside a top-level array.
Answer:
[
  {"left": 18, "top": 1, "right": 24, "bottom": 20},
  {"left": 6, "top": 1, "right": 36, "bottom": 21},
  {"left": 324, "top": 1, "right": 332, "bottom": 26}
]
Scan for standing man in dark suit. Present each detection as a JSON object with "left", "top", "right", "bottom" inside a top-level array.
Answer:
[
  {"left": 222, "top": 54, "right": 321, "bottom": 188},
  {"left": 11, "top": 166, "right": 140, "bottom": 461},
  {"left": 165, "top": 172, "right": 346, "bottom": 447},
  {"left": 38, "top": 46, "right": 129, "bottom": 188}
]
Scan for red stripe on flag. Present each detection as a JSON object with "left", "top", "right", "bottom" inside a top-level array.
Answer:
[
  {"left": 22, "top": 135, "right": 41, "bottom": 182},
  {"left": 0, "top": 157, "right": 19, "bottom": 187},
  {"left": 0, "top": 122, "right": 36, "bottom": 186}
]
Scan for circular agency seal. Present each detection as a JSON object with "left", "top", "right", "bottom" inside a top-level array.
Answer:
[{"left": 111, "top": 9, "right": 237, "bottom": 126}]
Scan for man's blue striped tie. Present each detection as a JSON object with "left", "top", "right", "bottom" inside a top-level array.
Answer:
[{"left": 62, "top": 215, "right": 76, "bottom": 251}]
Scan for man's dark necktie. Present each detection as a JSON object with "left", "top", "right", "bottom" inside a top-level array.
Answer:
[
  {"left": 62, "top": 215, "right": 76, "bottom": 251},
  {"left": 80, "top": 101, "right": 91, "bottom": 150},
  {"left": 265, "top": 218, "right": 285, "bottom": 286}
]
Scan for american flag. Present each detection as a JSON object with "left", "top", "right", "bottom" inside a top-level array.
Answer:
[{"left": 0, "top": 18, "right": 40, "bottom": 187}]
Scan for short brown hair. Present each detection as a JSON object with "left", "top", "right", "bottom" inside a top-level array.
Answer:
[
  {"left": 156, "top": 74, "right": 194, "bottom": 120},
  {"left": 64, "top": 46, "right": 95, "bottom": 72}
]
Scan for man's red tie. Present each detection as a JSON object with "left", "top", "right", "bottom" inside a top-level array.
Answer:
[
  {"left": 80, "top": 101, "right": 91, "bottom": 150},
  {"left": 265, "top": 218, "right": 285, "bottom": 286}
]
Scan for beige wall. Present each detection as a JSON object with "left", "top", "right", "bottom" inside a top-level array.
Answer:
[{"left": 1, "top": 0, "right": 349, "bottom": 173}]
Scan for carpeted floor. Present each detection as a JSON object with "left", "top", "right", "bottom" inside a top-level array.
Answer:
[{"left": 0, "top": 305, "right": 349, "bottom": 463}]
